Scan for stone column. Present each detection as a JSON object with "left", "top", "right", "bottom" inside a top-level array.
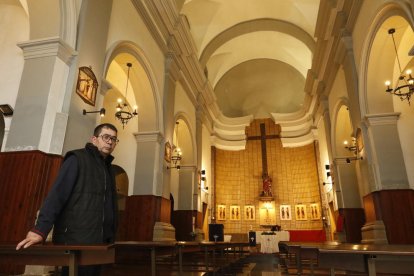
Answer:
[
  {"left": 364, "top": 113, "right": 409, "bottom": 190},
  {"left": 133, "top": 131, "right": 163, "bottom": 195},
  {"left": 361, "top": 113, "right": 409, "bottom": 244}
]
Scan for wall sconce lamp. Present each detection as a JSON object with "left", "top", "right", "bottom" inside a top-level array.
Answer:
[
  {"left": 201, "top": 169, "right": 206, "bottom": 181},
  {"left": 0, "top": 104, "right": 13, "bottom": 117},
  {"left": 200, "top": 169, "right": 208, "bottom": 190},
  {"left": 168, "top": 121, "right": 182, "bottom": 170},
  {"left": 83, "top": 108, "right": 105, "bottom": 117}
]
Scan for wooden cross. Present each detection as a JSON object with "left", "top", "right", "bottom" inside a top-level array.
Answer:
[{"left": 247, "top": 123, "right": 279, "bottom": 177}]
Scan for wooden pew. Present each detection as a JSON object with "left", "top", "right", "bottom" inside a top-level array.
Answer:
[
  {"left": 279, "top": 241, "right": 414, "bottom": 276},
  {"left": 0, "top": 242, "right": 115, "bottom": 276},
  {"left": 114, "top": 241, "right": 250, "bottom": 275},
  {"left": 318, "top": 243, "right": 414, "bottom": 276},
  {"left": 114, "top": 241, "right": 179, "bottom": 276}
]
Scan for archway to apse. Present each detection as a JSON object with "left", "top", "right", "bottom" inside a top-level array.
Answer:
[
  {"left": 102, "top": 50, "right": 158, "bottom": 195},
  {"left": 170, "top": 116, "right": 196, "bottom": 241},
  {"left": 368, "top": 15, "right": 414, "bottom": 188}
]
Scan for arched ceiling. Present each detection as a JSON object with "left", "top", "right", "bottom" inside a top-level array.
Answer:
[{"left": 180, "top": 0, "right": 319, "bottom": 118}]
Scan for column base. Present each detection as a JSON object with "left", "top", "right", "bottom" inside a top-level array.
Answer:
[
  {"left": 361, "top": 220, "right": 388, "bottom": 244},
  {"left": 195, "top": 228, "right": 205, "bottom": 242},
  {"left": 153, "top": 222, "right": 176, "bottom": 241}
]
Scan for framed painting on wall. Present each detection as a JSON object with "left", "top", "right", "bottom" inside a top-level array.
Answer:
[
  {"left": 217, "top": 205, "right": 226, "bottom": 221},
  {"left": 230, "top": 205, "right": 241, "bottom": 220},
  {"left": 295, "top": 204, "right": 307, "bottom": 220},
  {"left": 76, "top": 66, "right": 98, "bottom": 106},
  {"left": 244, "top": 205, "right": 255, "bottom": 220},
  {"left": 309, "top": 203, "right": 320, "bottom": 220},
  {"left": 279, "top": 204, "right": 292, "bottom": 220},
  {"left": 164, "top": 142, "right": 172, "bottom": 163}
]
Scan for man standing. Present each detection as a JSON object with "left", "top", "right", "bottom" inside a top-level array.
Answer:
[{"left": 17, "top": 123, "right": 119, "bottom": 275}]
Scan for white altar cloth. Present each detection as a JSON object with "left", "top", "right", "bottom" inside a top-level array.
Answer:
[{"left": 256, "top": 231, "right": 290, "bottom": 253}]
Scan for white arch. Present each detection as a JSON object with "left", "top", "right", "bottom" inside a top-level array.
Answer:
[
  {"left": 174, "top": 111, "right": 196, "bottom": 166},
  {"left": 60, "top": 0, "right": 78, "bottom": 48},
  {"left": 104, "top": 40, "right": 162, "bottom": 133},
  {"left": 330, "top": 97, "right": 351, "bottom": 158},
  {"left": 359, "top": 2, "right": 414, "bottom": 117}
]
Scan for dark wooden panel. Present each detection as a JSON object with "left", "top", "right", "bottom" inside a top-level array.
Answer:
[
  {"left": 118, "top": 195, "right": 169, "bottom": 241},
  {"left": 373, "top": 190, "right": 414, "bottom": 244},
  {"left": 159, "top": 196, "right": 171, "bottom": 223},
  {"left": 172, "top": 210, "right": 193, "bottom": 241},
  {"left": 340, "top": 208, "right": 365, "bottom": 243},
  {"left": 0, "top": 150, "right": 62, "bottom": 275}
]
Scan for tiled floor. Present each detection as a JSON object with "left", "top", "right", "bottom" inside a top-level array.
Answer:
[{"left": 102, "top": 253, "right": 282, "bottom": 275}]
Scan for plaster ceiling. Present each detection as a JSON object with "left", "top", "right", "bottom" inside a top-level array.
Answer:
[{"left": 180, "top": 0, "right": 319, "bottom": 118}]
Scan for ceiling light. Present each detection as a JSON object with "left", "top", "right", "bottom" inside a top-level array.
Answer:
[
  {"left": 384, "top": 28, "right": 414, "bottom": 105},
  {"left": 115, "top": 62, "right": 138, "bottom": 128}
]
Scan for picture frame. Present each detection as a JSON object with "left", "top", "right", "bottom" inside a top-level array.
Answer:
[
  {"left": 309, "top": 203, "right": 321, "bottom": 220},
  {"left": 259, "top": 206, "right": 276, "bottom": 226},
  {"left": 295, "top": 204, "right": 307, "bottom": 220},
  {"left": 230, "top": 205, "right": 241, "bottom": 220},
  {"left": 279, "top": 204, "right": 292, "bottom": 220},
  {"left": 356, "top": 128, "right": 364, "bottom": 152},
  {"left": 244, "top": 205, "right": 255, "bottom": 220},
  {"left": 164, "top": 142, "right": 172, "bottom": 163},
  {"left": 0, "top": 104, "right": 13, "bottom": 117},
  {"left": 217, "top": 204, "right": 226, "bottom": 220},
  {"left": 76, "top": 66, "right": 98, "bottom": 106}
]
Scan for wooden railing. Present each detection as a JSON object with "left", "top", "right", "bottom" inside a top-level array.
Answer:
[
  {"left": 0, "top": 241, "right": 250, "bottom": 276},
  {"left": 0, "top": 242, "right": 114, "bottom": 276}
]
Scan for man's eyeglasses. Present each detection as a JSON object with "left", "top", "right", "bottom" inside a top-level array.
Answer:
[{"left": 98, "top": 134, "right": 119, "bottom": 144}]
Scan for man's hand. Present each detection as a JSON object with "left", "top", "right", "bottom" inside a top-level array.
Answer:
[{"left": 16, "top": 231, "right": 44, "bottom": 250}]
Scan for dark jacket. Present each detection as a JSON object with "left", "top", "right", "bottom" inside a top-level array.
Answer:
[{"left": 33, "top": 143, "right": 118, "bottom": 244}]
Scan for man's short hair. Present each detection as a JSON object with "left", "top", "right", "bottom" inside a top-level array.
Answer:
[{"left": 94, "top": 123, "right": 118, "bottom": 137}]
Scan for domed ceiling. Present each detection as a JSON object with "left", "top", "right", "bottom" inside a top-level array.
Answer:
[{"left": 178, "top": 0, "right": 319, "bottom": 119}]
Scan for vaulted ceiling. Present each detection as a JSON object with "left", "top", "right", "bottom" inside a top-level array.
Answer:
[{"left": 178, "top": 0, "right": 319, "bottom": 119}]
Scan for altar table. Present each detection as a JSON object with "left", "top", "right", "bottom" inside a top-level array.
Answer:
[{"left": 255, "top": 231, "right": 290, "bottom": 253}]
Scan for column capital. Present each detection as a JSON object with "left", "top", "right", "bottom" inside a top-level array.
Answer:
[
  {"left": 363, "top": 112, "right": 400, "bottom": 127},
  {"left": 17, "top": 36, "right": 77, "bottom": 65},
  {"left": 134, "top": 131, "right": 164, "bottom": 143}
]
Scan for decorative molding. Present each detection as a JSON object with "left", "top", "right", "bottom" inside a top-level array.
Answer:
[
  {"left": 17, "top": 37, "right": 77, "bottom": 65},
  {"left": 364, "top": 113, "right": 400, "bottom": 126},
  {"left": 5, "top": 145, "right": 38, "bottom": 152},
  {"left": 134, "top": 131, "right": 163, "bottom": 143}
]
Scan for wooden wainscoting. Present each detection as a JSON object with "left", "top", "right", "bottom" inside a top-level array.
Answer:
[
  {"left": 118, "top": 195, "right": 171, "bottom": 241},
  {"left": 0, "top": 150, "right": 62, "bottom": 275},
  {"left": 364, "top": 189, "right": 414, "bottom": 244}
]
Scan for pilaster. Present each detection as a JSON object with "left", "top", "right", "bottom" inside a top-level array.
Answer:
[{"left": 6, "top": 37, "right": 77, "bottom": 154}]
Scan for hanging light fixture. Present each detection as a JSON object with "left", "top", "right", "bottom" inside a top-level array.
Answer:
[
  {"left": 343, "top": 137, "right": 357, "bottom": 155},
  {"left": 384, "top": 28, "right": 414, "bottom": 105},
  {"left": 170, "top": 121, "right": 182, "bottom": 169},
  {"left": 115, "top": 62, "right": 138, "bottom": 128}
]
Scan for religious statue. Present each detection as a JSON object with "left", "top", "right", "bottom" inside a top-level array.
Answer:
[{"left": 261, "top": 173, "right": 272, "bottom": 196}]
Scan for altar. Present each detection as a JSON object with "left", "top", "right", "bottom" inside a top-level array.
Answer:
[{"left": 255, "top": 231, "right": 290, "bottom": 253}]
